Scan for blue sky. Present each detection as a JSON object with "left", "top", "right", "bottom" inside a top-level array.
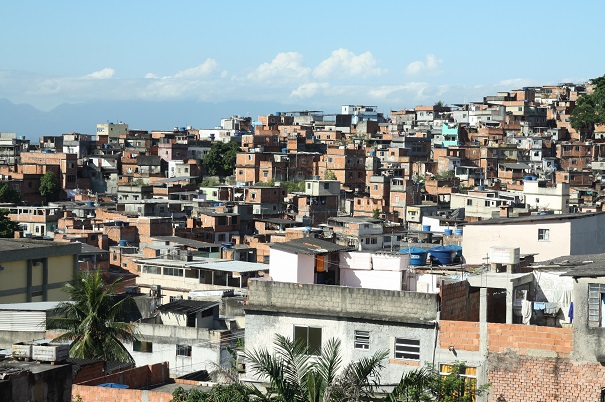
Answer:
[{"left": 1, "top": 0, "right": 603, "bottom": 114}]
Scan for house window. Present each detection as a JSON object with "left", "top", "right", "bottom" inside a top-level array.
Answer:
[
  {"left": 293, "top": 325, "right": 322, "bottom": 355},
  {"left": 164, "top": 267, "right": 183, "bottom": 277},
  {"left": 177, "top": 344, "right": 192, "bottom": 357},
  {"left": 587, "top": 283, "right": 605, "bottom": 328},
  {"left": 538, "top": 228, "right": 550, "bottom": 241},
  {"left": 374, "top": 185, "right": 378, "bottom": 190},
  {"left": 263, "top": 171, "right": 268, "bottom": 178},
  {"left": 354, "top": 330, "right": 370, "bottom": 350},
  {"left": 484, "top": 200, "right": 491, "bottom": 207},
  {"left": 394, "top": 338, "right": 420, "bottom": 360},
  {"left": 133, "top": 340, "right": 153, "bottom": 353},
  {"left": 466, "top": 199, "right": 473, "bottom": 206}
]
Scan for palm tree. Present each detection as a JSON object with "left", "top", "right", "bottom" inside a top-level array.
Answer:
[
  {"left": 46, "top": 270, "right": 138, "bottom": 364},
  {"left": 245, "top": 334, "right": 388, "bottom": 402}
]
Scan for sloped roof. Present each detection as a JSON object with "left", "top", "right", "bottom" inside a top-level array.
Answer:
[
  {"left": 157, "top": 299, "right": 218, "bottom": 315},
  {"left": 269, "top": 237, "right": 350, "bottom": 255}
]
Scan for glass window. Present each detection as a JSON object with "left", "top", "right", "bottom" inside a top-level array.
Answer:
[
  {"left": 294, "top": 326, "right": 322, "bottom": 355},
  {"left": 177, "top": 344, "right": 192, "bottom": 357},
  {"left": 133, "top": 340, "right": 153, "bottom": 353},
  {"left": 538, "top": 228, "right": 550, "bottom": 241}
]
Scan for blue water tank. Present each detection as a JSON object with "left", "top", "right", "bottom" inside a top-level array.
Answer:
[
  {"left": 275, "top": 112, "right": 281, "bottom": 116},
  {"left": 422, "top": 225, "right": 431, "bottom": 232},
  {"left": 400, "top": 247, "right": 428, "bottom": 266},
  {"left": 119, "top": 240, "right": 128, "bottom": 247},
  {"left": 98, "top": 383, "right": 129, "bottom": 389},
  {"left": 444, "top": 229, "right": 453, "bottom": 236},
  {"left": 86, "top": 201, "right": 95, "bottom": 207},
  {"left": 115, "top": 220, "right": 123, "bottom": 227},
  {"left": 477, "top": 185, "right": 485, "bottom": 191},
  {"left": 429, "top": 246, "right": 457, "bottom": 265},
  {"left": 180, "top": 127, "right": 186, "bottom": 132},
  {"left": 455, "top": 228, "right": 463, "bottom": 236},
  {"left": 282, "top": 148, "right": 288, "bottom": 154}
]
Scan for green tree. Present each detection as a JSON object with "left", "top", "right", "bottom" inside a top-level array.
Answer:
[
  {"left": 0, "top": 209, "right": 18, "bottom": 238},
  {"left": 172, "top": 383, "right": 263, "bottom": 402},
  {"left": 47, "top": 270, "right": 138, "bottom": 364},
  {"left": 571, "top": 74, "right": 605, "bottom": 140},
  {"left": 0, "top": 182, "right": 21, "bottom": 204},
  {"left": 202, "top": 141, "right": 241, "bottom": 177},
  {"left": 245, "top": 334, "right": 387, "bottom": 402},
  {"left": 39, "top": 171, "right": 59, "bottom": 202},
  {"left": 324, "top": 170, "right": 337, "bottom": 180},
  {"left": 372, "top": 208, "right": 381, "bottom": 220},
  {"left": 386, "top": 363, "right": 489, "bottom": 402}
]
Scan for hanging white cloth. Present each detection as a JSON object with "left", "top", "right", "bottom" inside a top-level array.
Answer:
[{"left": 521, "top": 299, "right": 532, "bottom": 325}]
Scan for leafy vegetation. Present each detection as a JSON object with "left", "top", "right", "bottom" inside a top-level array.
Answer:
[
  {"left": 39, "top": 171, "right": 59, "bottom": 202},
  {"left": 202, "top": 141, "right": 241, "bottom": 177},
  {"left": 324, "top": 170, "right": 337, "bottom": 180},
  {"left": 570, "top": 74, "right": 605, "bottom": 140},
  {"left": 244, "top": 335, "right": 387, "bottom": 402},
  {"left": 0, "top": 181, "right": 21, "bottom": 204},
  {"left": 47, "top": 270, "right": 138, "bottom": 364},
  {"left": 0, "top": 209, "right": 18, "bottom": 238}
]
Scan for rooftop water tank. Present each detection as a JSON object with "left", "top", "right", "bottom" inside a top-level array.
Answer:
[
  {"left": 429, "top": 246, "right": 457, "bottom": 266},
  {"left": 119, "top": 240, "right": 128, "bottom": 247},
  {"left": 400, "top": 247, "right": 428, "bottom": 266},
  {"left": 86, "top": 201, "right": 95, "bottom": 207}
]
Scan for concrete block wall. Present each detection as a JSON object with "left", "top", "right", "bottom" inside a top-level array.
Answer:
[{"left": 248, "top": 280, "right": 438, "bottom": 323}]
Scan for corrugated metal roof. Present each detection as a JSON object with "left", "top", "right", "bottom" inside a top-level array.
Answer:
[
  {"left": 191, "top": 260, "right": 268, "bottom": 273},
  {"left": 0, "top": 301, "right": 65, "bottom": 311},
  {"left": 269, "top": 237, "right": 351, "bottom": 255},
  {"left": 157, "top": 299, "right": 218, "bottom": 315}
]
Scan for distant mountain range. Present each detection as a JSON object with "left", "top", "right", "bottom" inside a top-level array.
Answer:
[{"left": 0, "top": 98, "right": 315, "bottom": 140}]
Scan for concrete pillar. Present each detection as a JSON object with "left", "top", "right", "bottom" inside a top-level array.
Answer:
[
  {"left": 42, "top": 258, "right": 48, "bottom": 301},
  {"left": 479, "top": 287, "right": 488, "bottom": 355},
  {"left": 26, "top": 260, "right": 33, "bottom": 302},
  {"left": 478, "top": 287, "right": 489, "bottom": 402},
  {"left": 506, "top": 287, "right": 514, "bottom": 324}
]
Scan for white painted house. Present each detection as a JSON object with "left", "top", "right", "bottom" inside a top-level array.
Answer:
[{"left": 462, "top": 212, "right": 605, "bottom": 264}]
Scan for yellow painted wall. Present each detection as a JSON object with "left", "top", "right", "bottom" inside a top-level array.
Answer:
[
  {"left": 0, "top": 260, "right": 27, "bottom": 291},
  {"left": 48, "top": 255, "right": 74, "bottom": 283}
]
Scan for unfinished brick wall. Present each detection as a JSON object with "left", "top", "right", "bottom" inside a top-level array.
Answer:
[
  {"left": 439, "top": 320, "right": 480, "bottom": 351},
  {"left": 76, "top": 362, "right": 169, "bottom": 388},
  {"left": 71, "top": 386, "right": 173, "bottom": 402},
  {"left": 440, "top": 281, "right": 480, "bottom": 321},
  {"left": 439, "top": 321, "right": 573, "bottom": 357},
  {"left": 487, "top": 354, "right": 605, "bottom": 402}
]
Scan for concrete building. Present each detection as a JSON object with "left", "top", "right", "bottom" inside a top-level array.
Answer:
[
  {"left": 244, "top": 280, "right": 439, "bottom": 387},
  {"left": 0, "top": 239, "right": 81, "bottom": 303},
  {"left": 462, "top": 212, "right": 605, "bottom": 264},
  {"left": 126, "top": 299, "right": 238, "bottom": 377},
  {"left": 96, "top": 122, "right": 128, "bottom": 144},
  {"left": 523, "top": 180, "right": 570, "bottom": 213}
]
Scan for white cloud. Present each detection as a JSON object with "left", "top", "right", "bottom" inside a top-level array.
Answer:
[
  {"left": 313, "top": 49, "right": 384, "bottom": 79},
  {"left": 174, "top": 59, "right": 219, "bottom": 78},
  {"left": 248, "top": 52, "right": 310, "bottom": 82},
  {"left": 405, "top": 54, "right": 442, "bottom": 75},
  {"left": 85, "top": 68, "right": 115, "bottom": 80},
  {"left": 290, "top": 82, "right": 330, "bottom": 99},
  {"left": 145, "top": 73, "right": 159, "bottom": 79}
]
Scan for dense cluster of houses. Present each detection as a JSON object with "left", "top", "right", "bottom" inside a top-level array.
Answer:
[{"left": 2, "top": 81, "right": 605, "bottom": 401}]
